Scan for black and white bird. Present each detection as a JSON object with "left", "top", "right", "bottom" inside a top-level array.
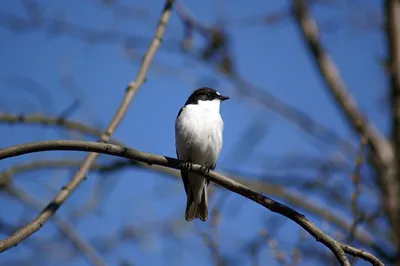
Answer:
[{"left": 175, "top": 87, "right": 229, "bottom": 221}]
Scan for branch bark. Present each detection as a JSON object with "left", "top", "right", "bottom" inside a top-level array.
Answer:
[
  {"left": 176, "top": 2, "right": 357, "bottom": 156},
  {"left": 386, "top": 0, "right": 400, "bottom": 251},
  {"left": 0, "top": 112, "right": 121, "bottom": 145},
  {"left": 6, "top": 185, "right": 106, "bottom": 266},
  {"left": 293, "top": 0, "right": 399, "bottom": 249},
  {"left": 1, "top": 112, "right": 393, "bottom": 260},
  {"left": 0, "top": 0, "right": 174, "bottom": 254},
  {"left": 0, "top": 140, "right": 384, "bottom": 266},
  {"left": 292, "top": 0, "right": 391, "bottom": 161}
]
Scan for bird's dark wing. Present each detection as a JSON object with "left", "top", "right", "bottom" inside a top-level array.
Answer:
[
  {"left": 210, "top": 164, "right": 216, "bottom": 171},
  {"left": 176, "top": 106, "right": 188, "bottom": 194},
  {"left": 176, "top": 150, "right": 190, "bottom": 195},
  {"left": 206, "top": 164, "right": 216, "bottom": 187},
  {"left": 181, "top": 163, "right": 215, "bottom": 191},
  {"left": 181, "top": 171, "right": 190, "bottom": 195}
]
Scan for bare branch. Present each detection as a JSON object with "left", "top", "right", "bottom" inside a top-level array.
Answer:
[
  {"left": 293, "top": 0, "right": 399, "bottom": 247},
  {"left": 385, "top": 0, "right": 400, "bottom": 248},
  {"left": 177, "top": 4, "right": 358, "bottom": 156},
  {"left": 200, "top": 231, "right": 226, "bottom": 266},
  {"left": 0, "top": 140, "right": 384, "bottom": 266},
  {"left": 347, "top": 131, "right": 368, "bottom": 265},
  {"left": 1, "top": 112, "right": 391, "bottom": 259},
  {"left": 6, "top": 185, "right": 106, "bottom": 266},
  {"left": 292, "top": 0, "right": 390, "bottom": 159},
  {"left": 0, "top": 0, "right": 174, "bottom": 253},
  {"left": 0, "top": 112, "right": 120, "bottom": 143},
  {"left": 350, "top": 133, "right": 367, "bottom": 222}
]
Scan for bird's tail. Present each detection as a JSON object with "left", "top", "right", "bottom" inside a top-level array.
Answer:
[{"left": 185, "top": 186, "right": 208, "bottom": 221}]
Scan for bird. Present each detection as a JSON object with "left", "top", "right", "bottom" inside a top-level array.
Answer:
[{"left": 175, "top": 87, "right": 229, "bottom": 221}]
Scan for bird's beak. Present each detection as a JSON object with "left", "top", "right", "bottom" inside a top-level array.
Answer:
[{"left": 218, "top": 95, "right": 230, "bottom": 101}]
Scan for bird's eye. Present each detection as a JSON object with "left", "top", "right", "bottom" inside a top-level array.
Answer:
[{"left": 206, "top": 93, "right": 212, "bottom": 97}]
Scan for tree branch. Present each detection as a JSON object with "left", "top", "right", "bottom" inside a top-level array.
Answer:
[
  {"left": 175, "top": 2, "right": 357, "bottom": 156},
  {"left": 0, "top": 112, "right": 121, "bottom": 145},
  {"left": 6, "top": 185, "right": 106, "bottom": 266},
  {"left": 0, "top": 140, "right": 384, "bottom": 266},
  {"left": 1, "top": 112, "right": 392, "bottom": 260},
  {"left": 0, "top": 0, "right": 174, "bottom": 254},
  {"left": 385, "top": 0, "right": 400, "bottom": 249},
  {"left": 292, "top": 0, "right": 399, "bottom": 247},
  {"left": 292, "top": 0, "right": 391, "bottom": 163}
]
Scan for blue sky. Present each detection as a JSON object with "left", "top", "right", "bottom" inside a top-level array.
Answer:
[{"left": 0, "top": 0, "right": 388, "bottom": 265}]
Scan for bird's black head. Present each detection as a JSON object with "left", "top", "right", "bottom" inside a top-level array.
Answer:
[{"left": 185, "top": 87, "right": 229, "bottom": 105}]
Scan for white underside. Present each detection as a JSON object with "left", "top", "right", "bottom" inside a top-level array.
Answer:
[{"left": 175, "top": 99, "right": 224, "bottom": 204}]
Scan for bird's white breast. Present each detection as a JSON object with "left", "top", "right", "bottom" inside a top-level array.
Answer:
[{"left": 175, "top": 100, "right": 224, "bottom": 166}]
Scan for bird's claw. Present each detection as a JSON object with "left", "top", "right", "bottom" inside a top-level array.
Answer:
[
  {"left": 200, "top": 163, "right": 211, "bottom": 175},
  {"left": 179, "top": 160, "right": 193, "bottom": 171}
]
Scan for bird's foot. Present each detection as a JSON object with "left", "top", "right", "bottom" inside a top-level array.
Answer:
[
  {"left": 200, "top": 163, "right": 211, "bottom": 175},
  {"left": 179, "top": 160, "right": 193, "bottom": 171}
]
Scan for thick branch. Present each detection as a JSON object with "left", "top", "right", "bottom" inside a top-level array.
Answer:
[
  {"left": 0, "top": 140, "right": 384, "bottom": 266},
  {"left": 292, "top": 0, "right": 391, "bottom": 164},
  {"left": 0, "top": 0, "right": 174, "bottom": 255},
  {"left": 0, "top": 112, "right": 392, "bottom": 260},
  {"left": 386, "top": 0, "right": 400, "bottom": 250},
  {"left": 293, "top": 0, "right": 399, "bottom": 246},
  {"left": 387, "top": 0, "right": 400, "bottom": 158}
]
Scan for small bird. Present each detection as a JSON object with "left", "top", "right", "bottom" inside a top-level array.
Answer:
[{"left": 175, "top": 87, "right": 229, "bottom": 221}]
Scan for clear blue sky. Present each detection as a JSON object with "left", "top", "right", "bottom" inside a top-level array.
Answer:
[{"left": 0, "top": 0, "right": 387, "bottom": 265}]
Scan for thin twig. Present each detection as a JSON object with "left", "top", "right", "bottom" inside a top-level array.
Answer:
[
  {"left": 347, "top": 130, "right": 368, "bottom": 265},
  {"left": 0, "top": 113, "right": 121, "bottom": 145},
  {"left": 0, "top": 136, "right": 390, "bottom": 260},
  {"left": 293, "top": 0, "right": 398, "bottom": 248},
  {"left": 348, "top": 130, "right": 368, "bottom": 244},
  {"left": 1, "top": 159, "right": 138, "bottom": 178},
  {"left": 0, "top": 140, "right": 384, "bottom": 266},
  {"left": 0, "top": 0, "right": 174, "bottom": 252},
  {"left": 6, "top": 185, "right": 107, "bottom": 266},
  {"left": 176, "top": 3, "right": 358, "bottom": 157},
  {"left": 292, "top": 0, "right": 390, "bottom": 160},
  {"left": 199, "top": 231, "right": 226, "bottom": 266}
]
